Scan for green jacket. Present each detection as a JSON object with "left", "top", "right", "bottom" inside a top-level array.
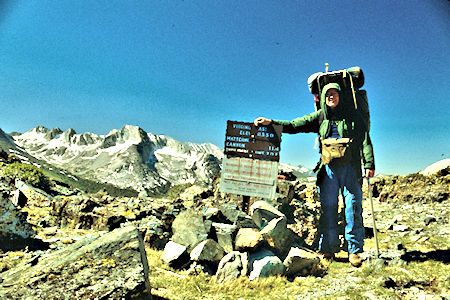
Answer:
[{"left": 272, "top": 83, "right": 375, "bottom": 181}]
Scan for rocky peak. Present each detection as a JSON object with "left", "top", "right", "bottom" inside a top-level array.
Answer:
[
  {"left": 34, "top": 126, "right": 50, "bottom": 134},
  {"left": 121, "top": 125, "right": 149, "bottom": 142},
  {"left": 61, "top": 128, "right": 77, "bottom": 143},
  {"left": 44, "top": 128, "right": 63, "bottom": 140},
  {"left": 102, "top": 125, "right": 149, "bottom": 149}
]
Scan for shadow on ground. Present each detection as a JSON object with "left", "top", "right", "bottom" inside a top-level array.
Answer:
[
  {"left": 0, "top": 237, "right": 49, "bottom": 252},
  {"left": 401, "top": 249, "right": 450, "bottom": 264}
]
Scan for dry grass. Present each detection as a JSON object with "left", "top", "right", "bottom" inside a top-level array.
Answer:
[{"left": 144, "top": 234, "right": 449, "bottom": 300}]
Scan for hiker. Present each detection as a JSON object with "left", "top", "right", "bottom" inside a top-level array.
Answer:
[{"left": 254, "top": 82, "right": 375, "bottom": 267}]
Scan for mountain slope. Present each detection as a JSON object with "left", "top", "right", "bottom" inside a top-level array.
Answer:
[{"left": 0, "top": 129, "right": 17, "bottom": 151}]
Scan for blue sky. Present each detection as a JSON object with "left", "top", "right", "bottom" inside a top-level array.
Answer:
[{"left": 0, "top": 1, "right": 448, "bottom": 175}]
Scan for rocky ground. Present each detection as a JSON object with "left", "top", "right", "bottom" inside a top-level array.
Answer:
[{"left": 0, "top": 151, "right": 449, "bottom": 299}]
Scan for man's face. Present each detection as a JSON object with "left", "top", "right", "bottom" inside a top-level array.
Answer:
[{"left": 325, "top": 88, "right": 339, "bottom": 109}]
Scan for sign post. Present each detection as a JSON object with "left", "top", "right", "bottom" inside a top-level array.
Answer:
[{"left": 220, "top": 121, "right": 282, "bottom": 203}]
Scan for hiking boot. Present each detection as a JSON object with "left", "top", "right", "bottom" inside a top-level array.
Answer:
[
  {"left": 321, "top": 253, "right": 335, "bottom": 260},
  {"left": 349, "top": 253, "right": 362, "bottom": 267}
]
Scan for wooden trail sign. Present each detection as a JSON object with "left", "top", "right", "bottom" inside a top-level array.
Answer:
[
  {"left": 224, "top": 120, "right": 282, "bottom": 161},
  {"left": 220, "top": 121, "right": 282, "bottom": 199}
]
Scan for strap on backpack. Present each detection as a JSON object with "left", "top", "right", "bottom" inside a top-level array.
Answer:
[
  {"left": 348, "top": 71, "right": 358, "bottom": 110},
  {"left": 314, "top": 110, "right": 325, "bottom": 149}
]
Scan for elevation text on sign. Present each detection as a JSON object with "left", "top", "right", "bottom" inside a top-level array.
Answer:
[{"left": 224, "top": 121, "right": 282, "bottom": 161}]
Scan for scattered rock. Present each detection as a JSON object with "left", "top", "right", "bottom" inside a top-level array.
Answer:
[
  {"left": 15, "top": 179, "right": 52, "bottom": 207},
  {"left": 202, "top": 207, "right": 220, "bottom": 219},
  {"left": 216, "top": 251, "right": 249, "bottom": 283},
  {"left": 160, "top": 241, "right": 189, "bottom": 268},
  {"left": 390, "top": 224, "right": 409, "bottom": 232},
  {"left": 424, "top": 215, "right": 437, "bottom": 225},
  {"left": 212, "top": 222, "right": 237, "bottom": 253},
  {"left": 0, "top": 192, "right": 36, "bottom": 251},
  {"left": 379, "top": 276, "right": 397, "bottom": 288},
  {"left": 137, "top": 190, "right": 148, "bottom": 199},
  {"left": 180, "top": 185, "right": 210, "bottom": 202},
  {"left": 219, "top": 202, "right": 247, "bottom": 224},
  {"left": 250, "top": 200, "right": 286, "bottom": 229},
  {"left": 171, "top": 209, "right": 208, "bottom": 251},
  {"left": 396, "top": 242, "right": 406, "bottom": 251},
  {"left": 11, "top": 189, "right": 27, "bottom": 207},
  {"left": 248, "top": 249, "right": 285, "bottom": 281},
  {"left": 283, "top": 247, "right": 321, "bottom": 277},
  {"left": 372, "top": 173, "right": 449, "bottom": 203},
  {"left": 235, "top": 214, "right": 258, "bottom": 229},
  {"left": 365, "top": 257, "right": 387, "bottom": 269},
  {"left": 235, "top": 228, "right": 264, "bottom": 251},
  {"left": 190, "top": 239, "right": 225, "bottom": 262},
  {"left": 260, "top": 216, "right": 293, "bottom": 257}
]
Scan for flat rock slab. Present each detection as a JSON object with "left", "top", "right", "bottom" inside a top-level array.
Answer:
[{"left": 0, "top": 226, "right": 146, "bottom": 299}]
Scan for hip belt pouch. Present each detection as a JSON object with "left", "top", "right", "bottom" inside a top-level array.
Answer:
[{"left": 321, "top": 138, "right": 352, "bottom": 165}]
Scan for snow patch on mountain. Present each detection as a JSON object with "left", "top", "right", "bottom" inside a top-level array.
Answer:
[
  {"left": 420, "top": 158, "right": 450, "bottom": 176},
  {"left": 279, "top": 163, "right": 315, "bottom": 177}
]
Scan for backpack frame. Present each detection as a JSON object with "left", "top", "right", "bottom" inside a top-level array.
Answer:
[{"left": 308, "top": 66, "right": 370, "bottom": 131}]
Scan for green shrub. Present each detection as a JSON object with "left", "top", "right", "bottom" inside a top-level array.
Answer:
[
  {"left": 166, "top": 183, "right": 193, "bottom": 200},
  {"left": 1, "top": 162, "right": 51, "bottom": 190}
]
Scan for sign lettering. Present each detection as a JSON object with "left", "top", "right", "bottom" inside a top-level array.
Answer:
[
  {"left": 220, "top": 120, "right": 283, "bottom": 199},
  {"left": 224, "top": 121, "right": 282, "bottom": 162}
]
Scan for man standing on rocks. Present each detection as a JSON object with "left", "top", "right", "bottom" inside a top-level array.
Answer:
[{"left": 254, "top": 82, "right": 375, "bottom": 267}]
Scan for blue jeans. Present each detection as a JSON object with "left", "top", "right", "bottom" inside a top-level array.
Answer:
[{"left": 318, "top": 163, "right": 364, "bottom": 254}]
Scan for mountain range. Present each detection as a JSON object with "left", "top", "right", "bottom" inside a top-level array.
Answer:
[{"left": 8, "top": 125, "right": 223, "bottom": 193}]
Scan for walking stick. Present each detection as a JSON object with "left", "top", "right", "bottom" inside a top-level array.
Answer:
[{"left": 368, "top": 178, "right": 380, "bottom": 257}]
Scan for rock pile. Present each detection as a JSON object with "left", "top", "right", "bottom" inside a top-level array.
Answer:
[
  {"left": 4, "top": 170, "right": 321, "bottom": 254},
  {"left": 160, "top": 199, "right": 324, "bottom": 282}
]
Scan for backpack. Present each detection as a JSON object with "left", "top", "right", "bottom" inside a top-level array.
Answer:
[{"left": 308, "top": 66, "right": 370, "bottom": 131}]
